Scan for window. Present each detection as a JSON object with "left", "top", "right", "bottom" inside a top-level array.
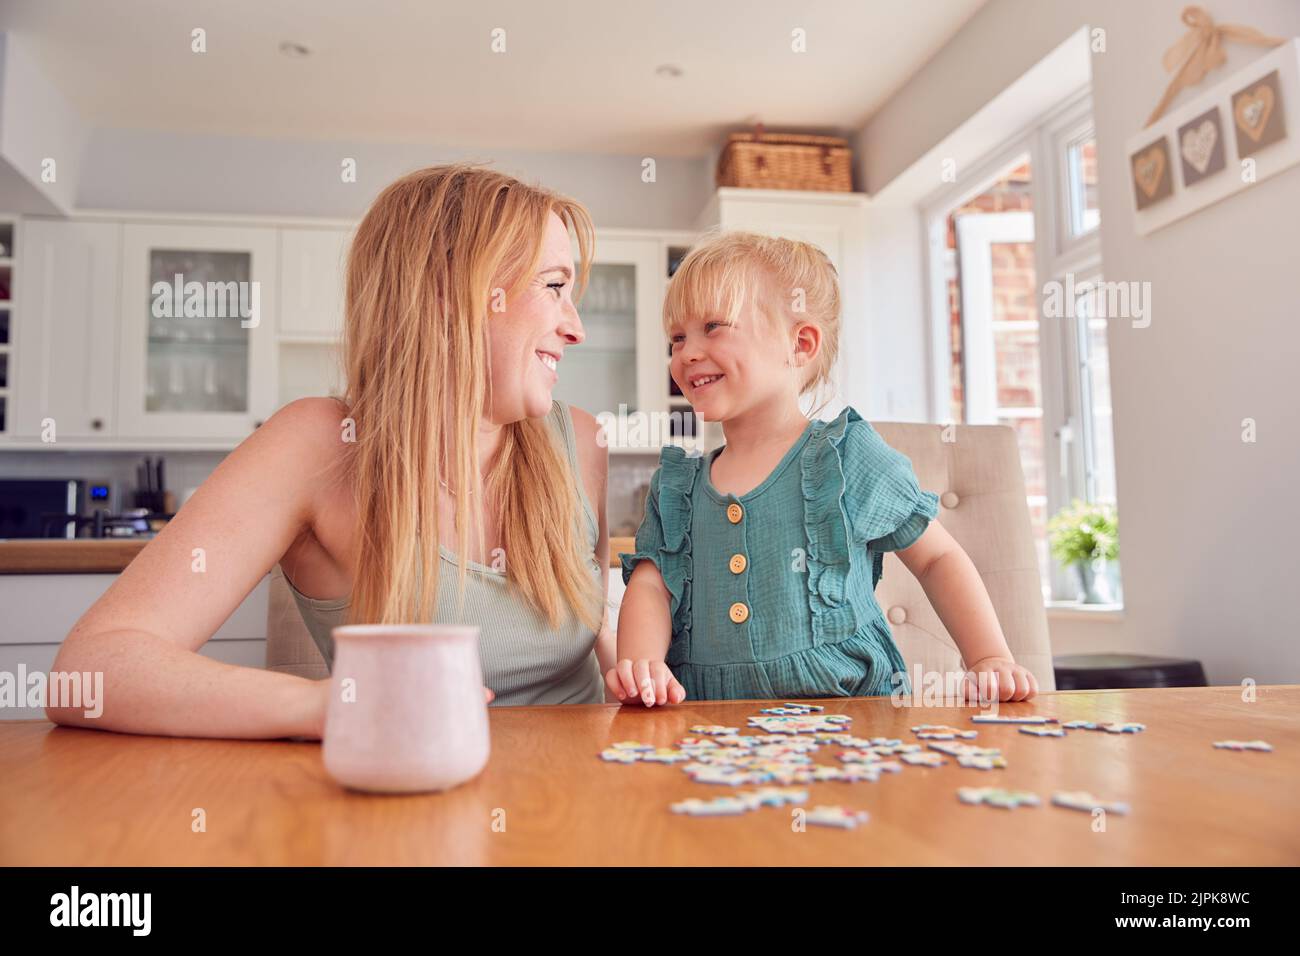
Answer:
[{"left": 924, "top": 90, "right": 1117, "bottom": 604}]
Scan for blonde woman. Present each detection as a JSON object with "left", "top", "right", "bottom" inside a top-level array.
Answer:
[{"left": 48, "top": 165, "right": 615, "bottom": 738}]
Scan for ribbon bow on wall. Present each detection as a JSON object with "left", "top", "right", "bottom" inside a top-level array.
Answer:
[{"left": 1145, "top": 4, "right": 1285, "bottom": 127}]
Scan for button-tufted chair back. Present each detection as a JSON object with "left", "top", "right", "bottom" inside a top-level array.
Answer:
[{"left": 872, "top": 422, "right": 1056, "bottom": 692}]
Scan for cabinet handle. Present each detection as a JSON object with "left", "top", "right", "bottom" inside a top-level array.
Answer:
[{"left": 91, "top": 418, "right": 104, "bottom": 431}]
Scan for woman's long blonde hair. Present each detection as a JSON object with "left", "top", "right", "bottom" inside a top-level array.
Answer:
[{"left": 342, "top": 163, "right": 603, "bottom": 632}]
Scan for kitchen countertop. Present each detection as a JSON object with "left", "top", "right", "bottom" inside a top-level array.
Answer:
[{"left": 0, "top": 536, "right": 639, "bottom": 574}]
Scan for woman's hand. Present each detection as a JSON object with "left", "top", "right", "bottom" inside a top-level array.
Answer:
[
  {"left": 963, "top": 656, "right": 1039, "bottom": 702},
  {"left": 604, "top": 659, "right": 686, "bottom": 707}
]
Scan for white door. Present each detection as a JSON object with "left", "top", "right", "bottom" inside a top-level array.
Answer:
[
  {"left": 117, "top": 223, "right": 278, "bottom": 439},
  {"left": 12, "top": 219, "right": 122, "bottom": 440}
]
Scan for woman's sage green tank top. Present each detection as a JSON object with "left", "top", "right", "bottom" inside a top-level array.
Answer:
[{"left": 284, "top": 400, "right": 604, "bottom": 706}]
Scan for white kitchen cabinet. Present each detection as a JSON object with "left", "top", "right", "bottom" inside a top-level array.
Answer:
[
  {"left": 10, "top": 219, "right": 122, "bottom": 440},
  {"left": 694, "top": 188, "right": 869, "bottom": 414},
  {"left": 0, "top": 572, "right": 269, "bottom": 720},
  {"left": 117, "top": 223, "right": 279, "bottom": 440},
  {"left": 278, "top": 227, "right": 351, "bottom": 340}
]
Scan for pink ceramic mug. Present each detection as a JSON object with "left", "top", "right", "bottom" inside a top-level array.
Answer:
[{"left": 322, "top": 624, "right": 491, "bottom": 794}]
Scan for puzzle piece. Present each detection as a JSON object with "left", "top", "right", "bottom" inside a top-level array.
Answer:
[
  {"left": 956, "top": 753, "right": 1006, "bottom": 770},
  {"left": 670, "top": 796, "right": 751, "bottom": 816},
  {"left": 599, "top": 747, "right": 644, "bottom": 763},
  {"left": 1212, "top": 739, "right": 1273, "bottom": 752},
  {"left": 609, "top": 741, "right": 655, "bottom": 751},
  {"left": 910, "top": 724, "right": 978, "bottom": 740},
  {"left": 971, "top": 714, "right": 1059, "bottom": 724},
  {"left": 804, "top": 805, "right": 870, "bottom": 829},
  {"left": 760, "top": 703, "right": 825, "bottom": 715},
  {"left": 1052, "top": 790, "right": 1130, "bottom": 815},
  {"left": 689, "top": 725, "right": 739, "bottom": 736},
  {"left": 928, "top": 741, "right": 1001, "bottom": 758},
  {"left": 1099, "top": 722, "right": 1145, "bottom": 734},
  {"left": 1019, "top": 725, "right": 1066, "bottom": 737},
  {"left": 957, "top": 786, "right": 1041, "bottom": 809},
  {"left": 1063, "top": 720, "right": 1145, "bottom": 734},
  {"left": 640, "top": 748, "right": 690, "bottom": 764},
  {"left": 747, "top": 713, "right": 852, "bottom": 735},
  {"left": 900, "top": 751, "right": 947, "bottom": 767},
  {"left": 835, "top": 761, "right": 902, "bottom": 782}
]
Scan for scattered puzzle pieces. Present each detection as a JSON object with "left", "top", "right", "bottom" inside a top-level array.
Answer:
[
  {"left": 971, "top": 714, "right": 1059, "bottom": 724},
  {"left": 1213, "top": 739, "right": 1273, "bottom": 752},
  {"left": 1052, "top": 790, "right": 1130, "bottom": 815},
  {"left": 957, "top": 786, "right": 1041, "bottom": 809}
]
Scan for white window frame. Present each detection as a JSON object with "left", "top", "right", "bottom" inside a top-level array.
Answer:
[{"left": 920, "top": 86, "right": 1112, "bottom": 604}]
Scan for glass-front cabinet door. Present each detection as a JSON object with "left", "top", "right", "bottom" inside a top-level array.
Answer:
[
  {"left": 118, "top": 224, "right": 277, "bottom": 439},
  {"left": 556, "top": 236, "right": 664, "bottom": 441}
]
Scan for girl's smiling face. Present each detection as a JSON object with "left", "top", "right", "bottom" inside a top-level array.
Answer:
[
  {"left": 486, "top": 211, "right": 586, "bottom": 423},
  {"left": 668, "top": 297, "right": 800, "bottom": 422}
]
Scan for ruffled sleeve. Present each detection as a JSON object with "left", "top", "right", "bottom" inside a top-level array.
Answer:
[
  {"left": 834, "top": 412, "right": 939, "bottom": 589},
  {"left": 840, "top": 416, "right": 939, "bottom": 554},
  {"left": 617, "top": 447, "right": 699, "bottom": 637}
]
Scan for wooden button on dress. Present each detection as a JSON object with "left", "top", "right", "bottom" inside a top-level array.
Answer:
[
  {"left": 729, "top": 553, "right": 747, "bottom": 574},
  {"left": 729, "top": 602, "right": 750, "bottom": 623},
  {"left": 726, "top": 502, "right": 744, "bottom": 524}
]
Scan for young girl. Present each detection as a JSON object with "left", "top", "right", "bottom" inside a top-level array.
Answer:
[{"left": 609, "top": 231, "right": 1038, "bottom": 707}]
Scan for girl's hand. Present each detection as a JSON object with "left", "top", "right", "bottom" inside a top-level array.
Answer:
[
  {"left": 605, "top": 659, "right": 686, "bottom": 707},
  {"left": 963, "top": 656, "right": 1038, "bottom": 703}
]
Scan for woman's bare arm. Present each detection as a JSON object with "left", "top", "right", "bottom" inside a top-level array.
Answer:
[
  {"left": 46, "top": 398, "right": 351, "bottom": 739},
  {"left": 570, "top": 406, "right": 616, "bottom": 676}
]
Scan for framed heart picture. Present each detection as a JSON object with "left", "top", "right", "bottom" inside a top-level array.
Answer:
[
  {"left": 1177, "top": 107, "right": 1226, "bottom": 186},
  {"left": 1130, "top": 137, "right": 1173, "bottom": 209},
  {"left": 1127, "top": 38, "right": 1300, "bottom": 234},
  {"left": 1232, "top": 70, "right": 1286, "bottom": 156}
]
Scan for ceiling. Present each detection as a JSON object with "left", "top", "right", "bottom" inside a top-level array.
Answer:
[{"left": 0, "top": 0, "right": 988, "bottom": 156}]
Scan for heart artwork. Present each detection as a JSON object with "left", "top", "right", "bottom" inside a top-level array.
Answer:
[
  {"left": 1134, "top": 145, "right": 1166, "bottom": 198},
  {"left": 1234, "top": 84, "right": 1275, "bottom": 143},
  {"left": 1181, "top": 119, "right": 1218, "bottom": 174}
]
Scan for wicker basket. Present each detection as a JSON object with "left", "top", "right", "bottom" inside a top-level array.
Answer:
[{"left": 716, "top": 128, "right": 853, "bottom": 192}]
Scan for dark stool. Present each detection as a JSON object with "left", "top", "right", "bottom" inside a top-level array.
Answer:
[{"left": 1053, "top": 653, "right": 1207, "bottom": 690}]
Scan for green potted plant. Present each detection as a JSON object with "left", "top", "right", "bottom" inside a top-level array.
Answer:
[{"left": 1047, "top": 499, "right": 1120, "bottom": 604}]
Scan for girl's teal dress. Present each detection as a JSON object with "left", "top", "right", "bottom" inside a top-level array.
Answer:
[{"left": 619, "top": 406, "right": 938, "bottom": 700}]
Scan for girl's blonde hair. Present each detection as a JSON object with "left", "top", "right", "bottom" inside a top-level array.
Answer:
[
  {"left": 342, "top": 163, "right": 603, "bottom": 632},
  {"left": 663, "top": 229, "right": 840, "bottom": 409}
]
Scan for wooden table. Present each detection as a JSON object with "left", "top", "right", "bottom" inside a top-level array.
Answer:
[{"left": 2, "top": 686, "right": 1296, "bottom": 865}]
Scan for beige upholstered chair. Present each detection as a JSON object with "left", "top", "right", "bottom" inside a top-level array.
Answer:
[
  {"left": 265, "top": 566, "right": 329, "bottom": 679},
  {"left": 872, "top": 421, "right": 1055, "bottom": 692},
  {"left": 265, "top": 423, "right": 1055, "bottom": 691}
]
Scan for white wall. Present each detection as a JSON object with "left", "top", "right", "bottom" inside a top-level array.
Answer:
[
  {"left": 75, "top": 127, "right": 710, "bottom": 229},
  {"left": 855, "top": 0, "right": 1300, "bottom": 684}
]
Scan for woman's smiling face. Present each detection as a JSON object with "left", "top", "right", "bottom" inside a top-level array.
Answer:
[{"left": 485, "top": 211, "right": 586, "bottom": 423}]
